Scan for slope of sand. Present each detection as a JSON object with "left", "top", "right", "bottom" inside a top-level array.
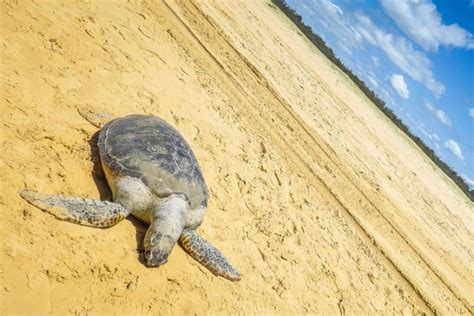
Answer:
[{"left": 1, "top": 0, "right": 472, "bottom": 314}]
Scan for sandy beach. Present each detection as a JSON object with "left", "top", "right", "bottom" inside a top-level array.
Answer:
[{"left": 1, "top": 0, "right": 472, "bottom": 314}]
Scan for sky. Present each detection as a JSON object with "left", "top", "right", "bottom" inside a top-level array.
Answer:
[{"left": 285, "top": 0, "right": 474, "bottom": 188}]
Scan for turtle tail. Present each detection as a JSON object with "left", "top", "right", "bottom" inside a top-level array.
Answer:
[{"left": 179, "top": 229, "right": 241, "bottom": 281}]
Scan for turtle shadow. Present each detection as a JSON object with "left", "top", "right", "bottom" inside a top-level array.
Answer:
[
  {"left": 128, "top": 216, "right": 148, "bottom": 265},
  {"left": 88, "top": 131, "right": 149, "bottom": 265},
  {"left": 88, "top": 131, "right": 112, "bottom": 200}
]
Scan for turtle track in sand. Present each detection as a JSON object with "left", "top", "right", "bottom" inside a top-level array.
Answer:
[{"left": 162, "top": 1, "right": 472, "bottom": 314}]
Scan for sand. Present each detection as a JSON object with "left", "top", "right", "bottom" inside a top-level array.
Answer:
[{"left": 1, "top": 0, "right": 472, "bottom": 314}]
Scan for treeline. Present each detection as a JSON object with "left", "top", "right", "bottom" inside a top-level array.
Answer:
[{"left": 271, "top": 0, "right": 473, "bottom": 200}]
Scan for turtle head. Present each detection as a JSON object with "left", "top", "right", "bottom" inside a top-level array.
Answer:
[
  {"left": 143, "top": 232, "right": 178, "bottom": 268},
  {"left": 143, "top": 196, "right": 187, "bottom": 268}
]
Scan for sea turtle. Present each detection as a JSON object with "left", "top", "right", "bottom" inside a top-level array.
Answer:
[{"left": 20, "top": 114, "right": 240, "bottom": 281}]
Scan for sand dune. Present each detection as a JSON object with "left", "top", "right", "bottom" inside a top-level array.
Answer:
[{"left": 1, "top": 0, "right": 472, "bottom": 314}]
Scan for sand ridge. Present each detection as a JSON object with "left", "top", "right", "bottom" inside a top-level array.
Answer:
[{"left": 1, "top": 0, "right": 472, "bottom": 314}]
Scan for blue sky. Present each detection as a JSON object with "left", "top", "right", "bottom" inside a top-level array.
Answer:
[{"left": 286, "top": 0, "right": 474, "bottom": 188}]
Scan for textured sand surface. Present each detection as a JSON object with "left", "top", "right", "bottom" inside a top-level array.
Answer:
[{"left": 1, "top": 0, "right": 472, "bottom": 314}]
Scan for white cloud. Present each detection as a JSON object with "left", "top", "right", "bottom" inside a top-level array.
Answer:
[
  {"left": 337, "top": 40, "right": 353, "bottom": 56},
  {"left": 302, "top": 1, "right": 445, "bottom": 98},
  {"left": 355, "top": 13, "right": 445, "bottom": 97},
  {"left": 303, "top": 0, "right": 445, "bottom": 98},
  {"left": 405, "top": 112, "right": 441, "bottom": 148},
  {"left": 461, "top": 174, "right": 474, "bottom": 188},
  {"left": 379, "top": 88, "right": 396, "bottom": 106},
  {"left": 389, "top": 74, "right": 409, "bottom": 99},
  {"left": 423, "top": 99, "right": 452, "bottom": 127},
  {"left": 377, "top": 31, "right": 445, "bottom": 97},
  {"left": 307, "top": 0, "right": 364, "bottom": 50},
  {"left": 354, "top": 64, "right": 379, "bottom": 89},
  {"left": 367, "top": 75, "right": 379, "bottom": 88},
  {"left": 354, "top": 20, "right": 377, "bottom": 45},
  {"left": 444, "top": 139, "right": 464, "bottom": 161},
  {"left": 381, "top": 0, "right": 474, "bottom": 51},
  {"left": 423, "top": 99, "right": 435, "bottom": 111},
  {"left": 469, "top": 108, "right": 474, "bottom": 118},
  {"left": 371, "top": 56, "right": 380, "bottom": 67},
  {"left": 325, "top": 0, "right": 342, "bottom": 15},
  {"left": 435, "top": 109, "right": 451, "bottom": 127}
]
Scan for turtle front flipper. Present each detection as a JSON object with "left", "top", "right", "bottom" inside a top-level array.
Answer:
[
  {"left": 20, "top": 190, "right": 130, "bottom": 228},
  {"left": 180, "top": 229, "right": 241, "bottom": 281}
]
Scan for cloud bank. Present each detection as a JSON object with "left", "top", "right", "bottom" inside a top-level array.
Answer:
[
  {"left": 355, "top": 13, "right": 445, "bottom": 98},
  {"left": 381, "top": 0, "right": 474, "bottom": 51}
]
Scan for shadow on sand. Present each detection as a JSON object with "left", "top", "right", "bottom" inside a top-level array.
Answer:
[{"left": 87, "top": 131, "right": 148, "bottom": 266}]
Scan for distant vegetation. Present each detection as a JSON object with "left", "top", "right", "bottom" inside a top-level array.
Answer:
[{"left": 271, "top": 0, "right": 473, "bottom": 200}]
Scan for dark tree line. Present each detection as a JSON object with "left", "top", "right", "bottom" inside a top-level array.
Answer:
[{"left": 271, "top": 0, "right": 473, "bottom": 200}]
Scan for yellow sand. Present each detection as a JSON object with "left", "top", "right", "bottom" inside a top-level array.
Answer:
[{"left": 1, "top": 0, "right": 472, "bottom": 314}]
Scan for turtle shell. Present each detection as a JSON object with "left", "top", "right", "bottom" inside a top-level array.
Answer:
[{"left": 98, "top": 115, "right": 208, "bottom": 209}]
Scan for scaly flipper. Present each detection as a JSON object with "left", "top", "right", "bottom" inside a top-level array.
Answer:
[
  {"left": 180, "top": 229, "right": 241, "bottom": 281},
  {"left": 20, "top": 190, "right": 130, "bottom": 228},
  {"left": 77, "top": 108, "right": 114, "bottom": 129}
]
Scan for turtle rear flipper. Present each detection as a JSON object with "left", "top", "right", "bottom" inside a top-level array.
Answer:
[
  {"left": 20, "top": 190, "right": 130, "bottom": 228},
  {"left": 180, "top": 229, "right": 241, "bottom": 281},
  {"left": 77, "top": 108, "right": 114, "bottom": 128}
]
